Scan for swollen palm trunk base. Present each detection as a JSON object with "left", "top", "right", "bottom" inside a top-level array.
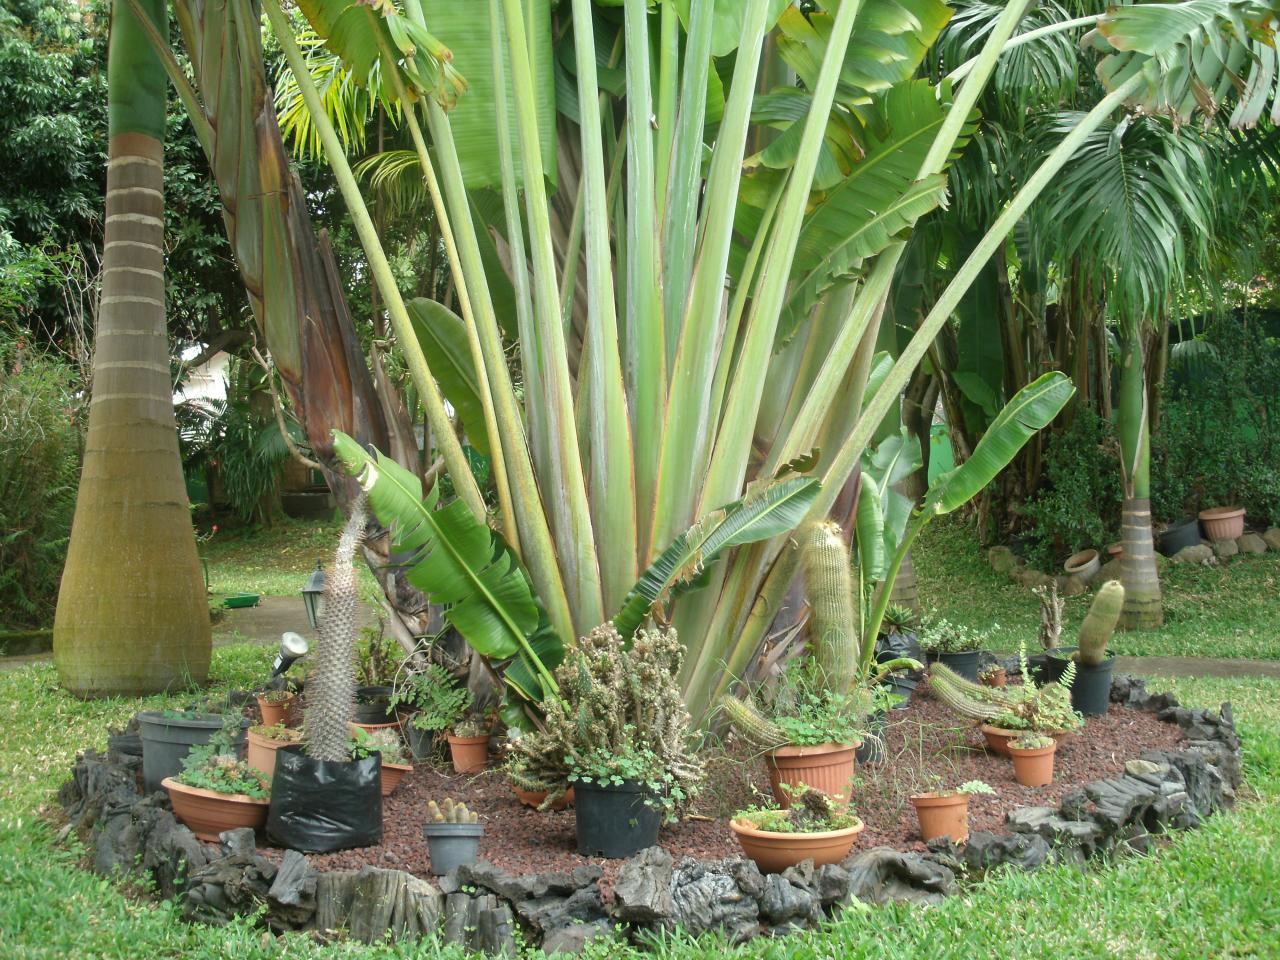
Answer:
[{"left": 1119, "top": 498, "right": 1163, "bottom": 629}]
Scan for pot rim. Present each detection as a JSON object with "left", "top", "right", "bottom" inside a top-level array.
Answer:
[
  {"left": 255, "top": 691, "right": 296, "bottom": 704},
  {"left": 729, "top": 817, "right": 864, "bottom": 842},
  {"left": 446, "top": 732, "right": 492, "bottom": 745},
  {"left": 382, "top": 761, "right": 413, "bottom": 772},
  {"left": 247, "top": 728, "right": 302, "bottom": 746},
  {"left": 908, "top": 790, "right": 969, "bottom": 807},
  {"left": 767, "top": 741, "right": 860, "bottom": 759},
  {"left": 1198, "top": 505, "right": 1245, "bottom": 520},
  {"left": 161, "top": 776, "right": 269, "bottom": 807},
  {"left": 136, "top": 710, "right": 230, "bottom": 730},
  {"left": 422, "top": 822, "right": 485, "bottom": 837},
  {"left": 1008, "top": 743, "right": 1057, "bottom": 758},
  {"left": 1064, "top": 548, "right": 1099, "bottom": 569}
]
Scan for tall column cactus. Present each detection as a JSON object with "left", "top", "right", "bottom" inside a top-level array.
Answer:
[
  {"left": 305, "top": 498, "right": 366, "bottom": 761},
  {"left": 1077, "top": 580, "right": 1124, "bottom": 666},
  {"left": 801, "top": 522, "right": 860, "bottom": 694}
]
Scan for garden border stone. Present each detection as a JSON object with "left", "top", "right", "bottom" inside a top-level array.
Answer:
[{"left": 55, "top": 674, "right": 1241, "bottom": 953}]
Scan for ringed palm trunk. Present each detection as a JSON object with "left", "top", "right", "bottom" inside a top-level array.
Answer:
[
  {"left": 1116, "top": 328, "right": 1163, "bottom": 629},
  {"left": 54, "top": 0, "right": 211, "bottom": 695}
]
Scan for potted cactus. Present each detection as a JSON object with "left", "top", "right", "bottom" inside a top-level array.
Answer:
[
  {"left": 730, "top": 787, "right": 864, "bottom": 873},
  {"left": 390, "top": 661, "right": 471, "bottom": 762},
  {"left": 1049, "top": 580, "right": 1124, "bottom": 716},
  {"left": 446, "top": 713, "right": 494, "bottom": 774},
  {"left": 909, "top": 780, "right": 994, "bottom": 844},
  {"left": 255, "top": 686, "right": 297, "bottom": 727},
  {"left": 423, "top": 798, "right": 484, "bottom": 875},
  {"left": 267, "top": 502, "right": 383, "bottom": 852},
  {"left": 979, "top": 663, "right": 1007, "bottom": 688},
  {"left": 721, "top": 523, "right": 919, "bottom": 805},
  {"left": 1008, "top": 732, "right": 1057, "bottom": 787}
]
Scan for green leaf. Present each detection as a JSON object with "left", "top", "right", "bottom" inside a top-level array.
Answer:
[
  {"left": 925, "top": 372, "right": 1075, "bottom": 515},
  {"left": 612, "top": 477, "right": 821, "bottom": 640},
  {"left": 855, "top": 477, "right": 886, "bottom": 581},
  {"left": 405, "top": 298, "right": 490, "bottom": 457},
  {"left": 674, "top": 0, "right": 791, "bottom": 58}
]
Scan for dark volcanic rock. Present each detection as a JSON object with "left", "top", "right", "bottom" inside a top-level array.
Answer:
[
  {"left": 844, "top": 847, "right": 955, "bottom": 905},
  {"left": 670, "top": 857, "right": 762, "bottom": 942},
  {"left": 612, "top": 846, "right": 675, "bottom": 922}
]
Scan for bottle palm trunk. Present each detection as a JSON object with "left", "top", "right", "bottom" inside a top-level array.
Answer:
[
  {"left": 1116, "top": 329, "right": 1162, "bottom": 629},
  {"left": 54, "top": 0, "right": 211, "bottom": 695}
]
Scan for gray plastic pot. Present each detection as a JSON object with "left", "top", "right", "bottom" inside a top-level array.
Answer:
[
  {"left": 423, "top": 821, "right": 484, "bottom": 875},
  {"left": 137, "top": 711, "right": 247, "bottom": 794}
]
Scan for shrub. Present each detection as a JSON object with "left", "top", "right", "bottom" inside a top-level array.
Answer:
[{"left": 0, "top": 336, "right": 82, "bottom": 628}]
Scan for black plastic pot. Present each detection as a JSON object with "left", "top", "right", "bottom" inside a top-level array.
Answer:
[
  {"left": 1031, "top": 647, "right": 1078, "bottom": 685},
  {"left": 1158, "top": 518, "right": 1202, "bottom": 557},
  {"left": 353, "top": 685, "right": 396, "bottom": 724},
  {"left": 404, "top": 722, "right": 434, "bottom": 763},
  {"left": 423, "top": 821, "right": 484, "bottom": 875},
  {"left": 856, "top": 711, "right": 887, "bottom": 765},
  {"left": 267, "top": 745, "right": 383, "bottom": 852},
  {"left": 936, "top": 650, "right": 982, "bottom": 682},
  {"left": 1055, "top": 651, "right": 1116, "bottom": 716},
  {"left": 137, "top": 711, "right": 248, "bottom": 794},
  {"left": 574, "top": 780, "right": 661, "bottom": 858},
  {"left": 881, "top": 673, "right": 918, "bottom": 709}
]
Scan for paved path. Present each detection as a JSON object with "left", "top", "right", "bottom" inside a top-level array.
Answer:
[{"left": 1114, "top": 655, "right": 1280, "bottom": 680}]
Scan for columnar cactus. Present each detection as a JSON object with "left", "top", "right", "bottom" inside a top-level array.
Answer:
[
  {"left": 927, "top": 663, "right": 1008, "bottom": 721},
  {"left": 717, "top": 694, "right": 787, "bottom": 750},
  {"left": 1077, "top": 580, "right": 1124, "bottom": 666},
  {"left": 427, "top": 798, "right": 479, "bottom": 824},
  {"left": 801, "top": 521, "right": 859, "bottom": 694},
  {"left": 305, "top": 498, "right": 365, "bottom": 762}
]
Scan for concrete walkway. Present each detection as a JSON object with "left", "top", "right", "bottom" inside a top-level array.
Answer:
[{"left": 1114, "top": 655, "right": 1280, "bottom": 680}]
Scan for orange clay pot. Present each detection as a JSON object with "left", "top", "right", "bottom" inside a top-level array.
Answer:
[
  {"left": 255, "top": 693, "right": 295, "bottom": 728},
  {"left": 162, "top": 777, "right": 269, "bottom": 842},
  {"left": 981, "top": 668, "right": 1007, "bottom": 688},
  {"left": 765, "top": 743, "right": 858, "bottom": 808},
  {"left": 980, "top": 724, "right": 1071, "bottom": 758},
  {"left": 245, "top": 728, "right": 300, "bottom": 778},
  {"left": 1198, "top": 505, "right": 1246, "bottom": 541},
  {"left": 353, "top": 719, "right": 401, "bottom": 736},
  {"left": 447, "top": 734, "right": 491, "bottom": 774},
  {"left": 512, "top": 786, "right": 575, "bottom": 810},
  {"left": 910, "top": 791, "right": 970, "bottom": 844},
  {"left": 730, "top": 817, "right": 864, "bottom": 873},
  {"left": 1009, "top": 741, "right": 1057, "bottom": 787},
  {"left": 381, "top": 761, "right": 412, "bottom": 796}
]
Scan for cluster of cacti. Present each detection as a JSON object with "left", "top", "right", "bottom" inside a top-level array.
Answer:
[
  {"left": 427, "top": 798, "right": 478, "bottom": 824},
  {"left": 305, "top": 498, "right": 366, "bottom": 762},
  {"left": 801, "top": 522, "right": 860, "bottom": 694},
  {"left": 505, "top": 624, "right": 703, "bottom": 810},
  {"left": 928, "top": 649, "right": 1081, "bottom": 732},
  {"left": 1077, "top": 580, "right": 1124, "bottom": 666},
  {"left": 1034, "top": 582, "right": 1064, "bottom": 650}
]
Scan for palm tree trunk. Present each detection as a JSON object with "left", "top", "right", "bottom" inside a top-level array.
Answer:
[
  {"left": 54, "top": 0, "right": 211, "bottom": 695},
  {"left": 1116, "top": 328, "right": 1163, "bottom": 629}
]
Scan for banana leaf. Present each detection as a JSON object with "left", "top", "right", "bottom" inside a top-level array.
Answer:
[{"left": 406, "top": 298, "right": 490, "bottom": 457}]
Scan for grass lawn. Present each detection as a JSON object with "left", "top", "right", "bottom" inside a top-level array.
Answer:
[
  {"left": 914, "top": 518, "right": 1280, "bottom": 661},
  {"left": 1, "top": 644, "right": 1278, "bottom": 958}
]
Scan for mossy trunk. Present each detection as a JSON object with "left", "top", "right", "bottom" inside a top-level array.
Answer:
[
  {"left": 53, "top": 0, "right": 211, "bottom": 696},
  {"left": 1116, "top": 331, "right": 1162, "bottom": 629}
]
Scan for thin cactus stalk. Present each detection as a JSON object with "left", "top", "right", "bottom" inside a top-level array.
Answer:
[
  {"left": 801, "top": 521, "right": 859, "bottom": 694},
  {"left": 929, "top": 663, "right": 1014, "bottom": 708},
  {"left": 927, "top": 664, "right": 1010, "bottom": 721},
  {"left": 719, "top": 694, "right": 788, "bottom": 750},
  {"left": 1077, "top": 580, "right": 1124, "bottom": 666},
  {"left": 305, "top": 498, "right": 366, "bottom": 762}
]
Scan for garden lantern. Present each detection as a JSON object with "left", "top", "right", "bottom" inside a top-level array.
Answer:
[{"left": 301, "top": 561, "right": 326, "bottom": 631}]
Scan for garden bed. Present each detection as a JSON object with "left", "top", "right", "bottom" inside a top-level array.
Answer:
[{"left": 268, "top": 686, "right": 1186, "bottom": 894}]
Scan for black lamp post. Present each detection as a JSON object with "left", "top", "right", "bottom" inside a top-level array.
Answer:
[{"left": 302, "top": 561, "right": 326, "bottom": 631}]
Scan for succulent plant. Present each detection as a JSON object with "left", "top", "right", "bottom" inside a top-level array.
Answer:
[
  {"left": 305, "top": 498, "right": 366, "bottom": 762},
  {"left": 718, "top": 694, "right": 787, "bottom": 750},
  {"left": 801, "top": 521, "right": 859, "bottom": 694},
  {"left": 1077, "top": 580, "right": 1125, "bottom": 666},
  {"left": 427, "top": 798, "right": 479, "bottom": 824}
]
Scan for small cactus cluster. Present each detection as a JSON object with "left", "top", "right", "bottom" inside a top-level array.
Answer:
[
  {"left": 305, "top": 498, "right": 366, "bottom": 762},
  {"left": 1077, "top": 580, "right": 1124, "bottom": 666},
  {"left": 427, "top": 798, "right": 478, "bottom": 824},
  {"left": 929, "top": 644, "right": 1081, "bottom": 733}
]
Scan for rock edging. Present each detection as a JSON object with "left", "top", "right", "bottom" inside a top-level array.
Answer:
[{"left": 56, "top": 675, "right": 1241, "bottom": 954}]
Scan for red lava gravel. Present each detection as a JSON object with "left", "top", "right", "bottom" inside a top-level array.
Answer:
[{"left": 258, "top": 689, "right": 1184, "bottom": 894}]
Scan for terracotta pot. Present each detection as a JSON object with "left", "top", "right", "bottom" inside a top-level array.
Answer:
[
  {"left": 980, "top": 724, "right": 1070, "bottom": 758},
  {"left": 1106, "top": 542, "right": 1124, "bottom": 560},
  {"left": 730, "top": 817, "right": 864, "bottom": 874},
  {"left": 162, "top": 777, "right": 269, "bottom": 842},
  {"left": 246, "top": 729, "right": 299, "bottom": 778},
  {"left": 1009, "top": 741, "right": 1057, "bottom": 787},
  {"left": 512, "top": 785, "right": 575, "bottom": 810},
  {"left": 255, "top": 693, "right": 295, "bottom": 728},
  {"left": 1063, "top": 548, "right": 1101, "bottom": 583},
  {"left": 909, "top": 792, "right": 969, "bottom": 844},
  {"left": 981, "top": 668, "right": 1007, "bottom": 688},
  {"left": 1199, "top": 505, "right": 1246, "bottom": 541},
  {"left": 381, "top": 761, "right": 412, "bottom": 796},
  {"left": 447, "top": 733, "right": 491, "bottom": 773},
  {"left": 765, "top": 743, "right": 858, "bottom": 808},
  {"left": 354, "top": 719, "right": 401, "bottom": 736}
]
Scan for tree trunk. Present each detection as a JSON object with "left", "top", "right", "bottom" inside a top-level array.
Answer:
[
  {"left": 1116, "top": 330, "right": 1163, "bottom": 629},
  {"left": 54, "top": 0, "right": 211, "bottom": 695}
]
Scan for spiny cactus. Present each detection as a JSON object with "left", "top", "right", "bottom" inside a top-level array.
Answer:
[
  {"left": 305, "top": 498, "right": 366, "bottom": 762},
  {"left": 801, "top": 522, "right": 859, "bottom": 694},
  {"left": 1078, "top": 580, "right": 1124, "bottom": 666},
  {"left": 927, "top": 664, "right": 1007, "bottom": 721},
  {"left": 427, "top": 798, "right": 479, "bottom": 824},
  {"left": 718, "top": 694, "right": 787, "bottom": 750}
]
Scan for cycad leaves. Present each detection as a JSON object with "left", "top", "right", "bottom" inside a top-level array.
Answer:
[{"left": 612, "top": 477, "right": 821, "bottom": 640}]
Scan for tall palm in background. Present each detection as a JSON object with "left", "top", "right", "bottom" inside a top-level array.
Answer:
[{"left": 54, "top": 0, "right": 210, "bottom": 695}]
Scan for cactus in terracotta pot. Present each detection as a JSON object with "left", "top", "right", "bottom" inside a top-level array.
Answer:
[{"left": 1077, "top": 580, "right": 1125, "bottom": 666}]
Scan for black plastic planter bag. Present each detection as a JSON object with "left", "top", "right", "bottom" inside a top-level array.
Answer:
[{"left": 267, "top": 745, "right": 383, "bottom": 851}]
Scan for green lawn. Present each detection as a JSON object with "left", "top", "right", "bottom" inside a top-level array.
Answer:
[
  {"left": 914, "top": 517, "right": 1280, "bottom": 661},
  {"left": 2, "top": 645, "right": 1279, "bottom": 958}
]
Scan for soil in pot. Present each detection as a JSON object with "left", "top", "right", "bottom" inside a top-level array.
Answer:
[
  {"left": 1158, "top": 518, "right": 1202, "bottom": 557},
  {"left": 163, "top": 778, "right": 269, "bottom": 842},
  {"left": 936, "top": 650, "right": 981, "bottom": 682},
  {"left": 730, "top": 817, "right": 864, "bottom": 874},
  {"left": 765, "top": 743, "right": 857, "bottom": 807},
  {"left": 574, "top": 780, "right": 662, "bottom": 858},
  {"left": 1009, "top": 742, "right": 1056, "bottom": 787},
  {"left": 447, "top": 734, "right": 491, "bottom": 774},
  {"left": 255, "top": 693, "right": 295, "bottom": 728},
  {"left": 1199, "top": 506, "right": 1246, "bottom": 541},
  {"left": 381, "top": 762, "right": 412, "bottom": 797},
  {"left": 138, "top": 711, "right": 247, "bottom": 794},
  {"left": 910, "top": 792, "right": 969, "bottom": 843},
  {"left": 267, "top": 744, "right": 383, "bottom": 852},
  {"left": 423, "top": 822, "right": 485, "bottom": 875},
  {"left": 1063, "top": 549, "right": 1101, "bottom": 583}
]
